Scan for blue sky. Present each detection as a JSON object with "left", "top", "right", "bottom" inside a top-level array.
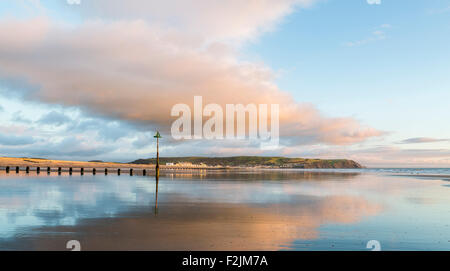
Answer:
[
  {"left": 246, "top": 0, "right": 450, "bottom": 139},
  {"left": 0, "top": 0, "right": 450, "bottom": 167}
]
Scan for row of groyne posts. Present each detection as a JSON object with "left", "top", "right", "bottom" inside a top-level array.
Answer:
[
  {"left": 2, "top": 166, "right": 150, "bottom": 176},
  {"left": 3, "top": 132, "right": 166, "bottom": 177}
]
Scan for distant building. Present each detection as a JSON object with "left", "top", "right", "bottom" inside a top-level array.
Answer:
[{"left": 166, "top": 163, "right": 175, "bottom": 166}]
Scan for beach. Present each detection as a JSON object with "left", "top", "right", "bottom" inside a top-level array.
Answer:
[{"left": 0, "top": 169, "right": 449, "bottom": 251}]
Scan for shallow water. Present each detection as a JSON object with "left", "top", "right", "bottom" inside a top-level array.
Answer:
[{"left": 0, "top": 170, "right": 449, "bottom": 251}]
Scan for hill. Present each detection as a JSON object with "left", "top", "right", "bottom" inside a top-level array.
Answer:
[{"left": 131, "top": 156, "right": 363, "bottom": 169}]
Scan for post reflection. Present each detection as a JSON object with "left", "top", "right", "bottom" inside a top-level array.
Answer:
[{"left": 154, "top": 170, "right": 159, "bottom": 215}]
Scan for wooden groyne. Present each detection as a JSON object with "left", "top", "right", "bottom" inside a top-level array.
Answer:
[
  {"left": 1, "top": 166, "right": 150, "bottom": 175},
  {"left": 0, "top": 158, "right": 229, "bottom": 175},
  {"left": 0, "top": 166, "right": 228, "bottom": 176}
]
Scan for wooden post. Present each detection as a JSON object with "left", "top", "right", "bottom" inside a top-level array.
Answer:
[
  {"left": 69, "top": 167, "right": 73, "bottom": 175},
  {"left": 118, "top": 168, "right": 121, "bottom": 175},
  {"left": 6, "top": 166, "right": 10, "bottom": 173},
  {"left": 16, "top": 166, "right": 19, "bottom": 173},
  {"left": 47, "top": 167, "right": 51, "bottom": 173},
  {"left": 154, "top": 131, "right": 162, "bottom": 179},
  {"left": 58, "top": 167, "right": 62, "bottom": 175},
  {"left": 26, "top": 166, "right": 30, "bottom": 174},
  {"left": 93, "top": 168, "right": 96, "bottom": 175},
  {"left": 80, "top": 168, "right": 84, "bottom": 175},
  {"left": 143, "top": 169, "right": 146, "bottom": 176},
  {"left": 36, "top": 167, "right": 40, "bottom": 174},
  {"left": 156, "top": 137, "right": 159, "bottom": 172},
  {"left": 130, "top": 168, "right": 133, "bottom": 176},
  {"left": 152, "top": 133, "right": 162, "bottom": 215},
  {"left": 105, "top": 168, "right": 108, "bottom": 175}
]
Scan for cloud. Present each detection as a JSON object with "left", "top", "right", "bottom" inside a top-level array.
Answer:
[
  {"left": 359, "top": 147, "right": 450, "bottom": 167},
  {"left": 0, "top": 103, "right": 159, "bottom": 161},
  {"left": 427, "top": 5, "right": 450, "bottom": 15},
  {"left": 31, "top": 136, "right": 114, "bottom": 157},
  {"left": 0, "top": 16, "right": 382, "bottom": 147},
  {"left": 0, "top": 133, "right": 35, "bottom": 146},
  {"left": 11, "top": 111, "right": 32, "bottom": 124},
  {"left": 284, "top": 145, "right": 450, "bottom": 167},
  {"left": 67, "top": 118, "right": 138, "bottom": 142},
  {"left": 367, "top": 0, "right": 381, "bottom": 5},
  {"left": 132, "top": 132, "right": 155, "bottom": 148},
  {"left": 0, "top": 135, "right": 114, "bottom": 159},
  {"left": 398, "top": 137, "right": 450, "bottom": 144},
  {"left": 56, "top": 0, "right": 316, "bottom": 43},
  {"left": 344, "top": 24, "right": 389, "bottom": 47},
  {"left": 67, "top": 0, "right": 81, "bottom": 5},
  {"left": 38, "top": 111, "right": 72, "bottom": 126}
]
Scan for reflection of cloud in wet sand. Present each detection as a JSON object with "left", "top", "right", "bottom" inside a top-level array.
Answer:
[{"left": 12, "top": 195, "right": 381, "bottom": 251}]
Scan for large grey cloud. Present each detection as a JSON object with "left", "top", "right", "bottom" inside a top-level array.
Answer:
[
  {"left": 0, "top": 16, "right": 382, "bottom": 146},
  {"left": 0, "top": 0, "right": 385, "bottom": 162}
]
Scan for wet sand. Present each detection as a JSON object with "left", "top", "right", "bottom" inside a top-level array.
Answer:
[{"left": 0, "top": 170, "right": 449, "bottom": 251}]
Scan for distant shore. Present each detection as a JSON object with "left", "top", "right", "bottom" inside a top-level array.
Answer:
[{"left": 132, "top": 156, "right": 363, "bottom": 169}]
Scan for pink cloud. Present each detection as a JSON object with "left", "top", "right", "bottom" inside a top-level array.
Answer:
[{"left": 0, "top": 1, "right": 382, "bottom": 147}]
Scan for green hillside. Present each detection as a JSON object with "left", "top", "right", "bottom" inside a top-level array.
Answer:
[{"left": 131, "top": 156, "right": 363, "bottom": 169}]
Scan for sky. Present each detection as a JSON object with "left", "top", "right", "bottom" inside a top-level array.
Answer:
[{"left": 0, "top": 0, "right": 449, "bottom": 167}]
